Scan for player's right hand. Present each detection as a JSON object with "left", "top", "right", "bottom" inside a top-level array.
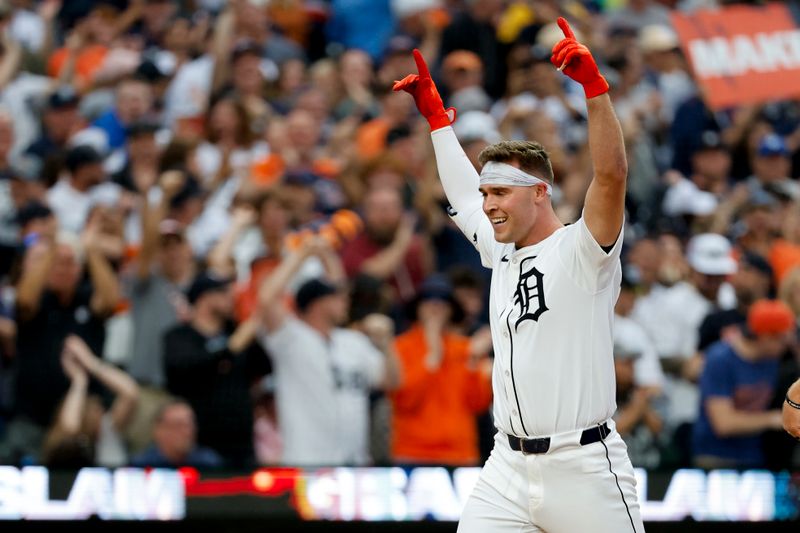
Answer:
[{"left": 393, "top": 49, "right": 456, "bottom": 131}]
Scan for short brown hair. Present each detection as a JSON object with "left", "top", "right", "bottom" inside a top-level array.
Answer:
[{"left": 478, "top": 141, "right": 554, "bottom": 185}]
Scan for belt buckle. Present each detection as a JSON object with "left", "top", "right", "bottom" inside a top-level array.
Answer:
[{"left": 520, "top": 437, "right": 549, "bottom": 455}]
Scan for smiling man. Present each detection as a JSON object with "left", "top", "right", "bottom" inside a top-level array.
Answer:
[{"left": 394, "top": 17, "right": 643, "bottom": 533}]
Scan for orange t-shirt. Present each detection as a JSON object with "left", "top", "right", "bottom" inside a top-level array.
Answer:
[
  {"left": 48, "top": 45, "right": 108, "bottom": 88},
  {"left": 391, "top": 325, "right": 493, "bottom": 465},
  {"left": 769, "top": 239, "right": 800, "bottom": 286}
]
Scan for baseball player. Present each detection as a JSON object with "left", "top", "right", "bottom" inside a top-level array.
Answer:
[{"left": 394, "top": 18, "right": 644, "bottom": 533}]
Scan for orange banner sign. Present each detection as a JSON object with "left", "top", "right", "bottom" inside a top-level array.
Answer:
[{"left": 672, "top": 3, "right": 800, "bottom": 110}]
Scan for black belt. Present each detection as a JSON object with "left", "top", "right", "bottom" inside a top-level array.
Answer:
[{"left": 507, "top": 422, "right": 610, "bottom": 455}]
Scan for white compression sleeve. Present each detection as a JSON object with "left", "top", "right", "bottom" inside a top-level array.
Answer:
[{"left": 430, "top": 126, "right": 483, "bottom": 221}]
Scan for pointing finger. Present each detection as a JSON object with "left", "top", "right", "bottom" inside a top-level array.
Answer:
[
  {"left": 557, "top": 17, "right": 576, "bottom": 40},
  {"left": 413, "top": 49, "right": 431, "bottom": 79}
]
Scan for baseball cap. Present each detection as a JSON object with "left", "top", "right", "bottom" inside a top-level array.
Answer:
[
  {"left": 64, "top": 145, "right": 104, "bottom": 172},
  {"left": 694, "top": 130, "right": 724, "bottom": 152},
  {"left": 186, "top": 273, "right": 233, "bottom": 305},
  {"left": 453, "top": 111, "right": 502, "bottom": 144},
  {"left": 686, "top": 233, "right": 737, "bottom": 276},
  {"left": 48, "top": 86, "right": 80, "bottom": 110},
  {"left": 411, "top": 274, "right": 465, "bottom": 323},
  {"left": 15, "top": 201, "right": 53, "bottom": 227},
  {"left": 638, "top": 24, "right": 680, "bottom": 53},
  {"left": 757, "top": 134, "right": 789, "bottom": 157},
  {"left": 662, "top": 180, "right": 718, "bottom": 217},
  {"left": 747, "top": 299, "right": 795, "bottom": 336},
  {"left": 295, "top": 278, "right": 340, "bottom": 312}
]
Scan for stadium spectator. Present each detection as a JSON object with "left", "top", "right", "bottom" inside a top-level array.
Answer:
[
  {"left": 164, "top": 272, "right": 270, "bottom": 467},
  {"left": 91, "top": 75, "right": 156, "bottom": 151},
  {"left": 131, "top": 398, "right": 223, "bottom": 469},
  {"left": 127, "top": 171, "right": 195, "bottom": 389},
  {"left": 632, "top": 233, "right": 736, "bottom": 462},
  {"left": 391, "top": 275, "right": 492, "bottom": 465},
  {"left": 613, "top": 320, "right": 666, "bottom": 469},
  {"left": 24, "top": 86, "right": 82, "bottom": 176},
  {"left": 697, "top": 252, "right": 773, "bottom": 352},
  {"left": 340, "top": 186, "right": 431, "bottom": 305},
  {"left": 40, "top": 335, "right": 139, "bottom": 468},
  {"left": 258, "top": 236, "right": 400, "bottom": 465},
  {"left": 692, "top": 300, "right": 794, "bottom": 468},
  {"left": 46, "top": 144, "right": 116, "bottom": 233},
  {"left": 1, "top": 225, "right": 118, "bottom": 463},
  {"left": 0, "top": 0, "right": 797, "bottom": 474}
]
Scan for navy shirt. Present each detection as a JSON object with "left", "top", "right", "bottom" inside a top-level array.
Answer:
[
  {"left": 692, "top": 341, "right": 779, "bottom": 466},
  {"left": 130, "top": 444, "right": 223, "bottom": 469}
]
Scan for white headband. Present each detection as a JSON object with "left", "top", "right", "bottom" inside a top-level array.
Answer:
[{"left": 479, "top": 161, "right": 553, "bottom": 195}]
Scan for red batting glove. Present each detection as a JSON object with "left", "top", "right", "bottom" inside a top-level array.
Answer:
[
  {"left": 550, "top": 17, "right": 609, "bottom": 99},
  {"left": 393, "top": 49, "right": 456, "bottom": 131}
]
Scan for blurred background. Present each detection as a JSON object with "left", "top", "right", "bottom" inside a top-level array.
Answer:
[{"left": 0, "top": 0, "right": 798, "bottom": 530}]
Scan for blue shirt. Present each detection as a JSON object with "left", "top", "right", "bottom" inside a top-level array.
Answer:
[
  {"left": 130, "top": 444, "right": 224, "bottom": 469},
  {"left": 692, "top": 341, "right": 779, "bottom": 466},
  {"left": 92, "top": 111, "right": 126, "bottom": 150}
]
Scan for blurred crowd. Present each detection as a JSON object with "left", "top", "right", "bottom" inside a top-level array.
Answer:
[{"left": 0, "top": 0, "right": 798, "bottom": 472}]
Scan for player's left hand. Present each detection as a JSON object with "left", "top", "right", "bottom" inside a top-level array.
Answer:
[{"left": 550, "top": 17, "right": 609, "bottom": 99}]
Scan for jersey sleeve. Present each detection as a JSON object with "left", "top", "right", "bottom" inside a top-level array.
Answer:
[
  {"left": 430, "top": 127, "right": 496, "bottom": 268},
  {"left": 557, "top": 215, "right": 623, "bottom": 293}
]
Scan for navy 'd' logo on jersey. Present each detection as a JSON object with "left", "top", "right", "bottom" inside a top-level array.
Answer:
[{"left": 514, "top": 257, "right": 548, "bottom": 330}]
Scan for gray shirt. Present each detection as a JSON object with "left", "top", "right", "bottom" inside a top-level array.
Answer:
[{"left": 127, "top": 273, "right": 186, "bottom": 387}]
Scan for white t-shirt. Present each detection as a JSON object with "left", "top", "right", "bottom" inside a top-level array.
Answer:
[
  {"left": 47, "top": 180, "right": 122, "bottom": 234},
  {"left": 259, "top": 318, "right": 385, "bottom": 466},
  {"left": 631, "top": 281, "right": 711, "bottom": 361},
  {"left": 452, "top": 206, "right": 623, "bottom": 437},
  {"left": 631, "top": 281, "right": 712, "bottom": 426},
  {"left": 613, "top": 314, "right": 665, "bottom": 389},
  {"left": 163, "top": 56, "right": 214, "bottom": 126}
]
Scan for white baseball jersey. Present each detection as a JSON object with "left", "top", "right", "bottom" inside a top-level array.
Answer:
[
  {"left": 259, "top": 317, "right": 385, "bottom": 465},
  {"left": 432, "top": 127, "right": 623, "bottom": 438},
  {"left": 460, "top": 213, "right": 622, "bottom": 437}
]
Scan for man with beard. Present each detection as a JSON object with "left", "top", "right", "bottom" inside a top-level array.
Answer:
[
  {"left": 340, "top": 186, "right": 432, "bottom": 304},
  {"left": 258, "top": 237, "right": 399, "bottom": 466},
  {"left": 163, "top": 272, "right": 270, "bottom": 467},
  {"left": 698, "top": 253, "right": 773, "bottom": 352}
]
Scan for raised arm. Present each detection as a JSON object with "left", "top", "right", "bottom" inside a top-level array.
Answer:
[
  {"left": 16, "top": 241, "right": 56, "bottom": 320},
  {"left": 258, "top": 238, "right": 321, "bottom": 333},
  {"left": 64, "top": 335, "right": 139, "bottom": 432},
  {"left": 551, "top": 18, "right": 626, "bottom": 247},
  {"left": 394, "top": 51, "right": 486, "bottom": 243},
  {"left": 83, "top": 228, "right": 121, "bottom": 317},
  {"left": 137, "top": 171, "right": 185, "bottom": 280}
]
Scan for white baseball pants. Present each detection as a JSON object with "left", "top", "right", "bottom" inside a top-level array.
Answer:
[{"left": 458, "top": 421, "right": 645, "bottom": 533}]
